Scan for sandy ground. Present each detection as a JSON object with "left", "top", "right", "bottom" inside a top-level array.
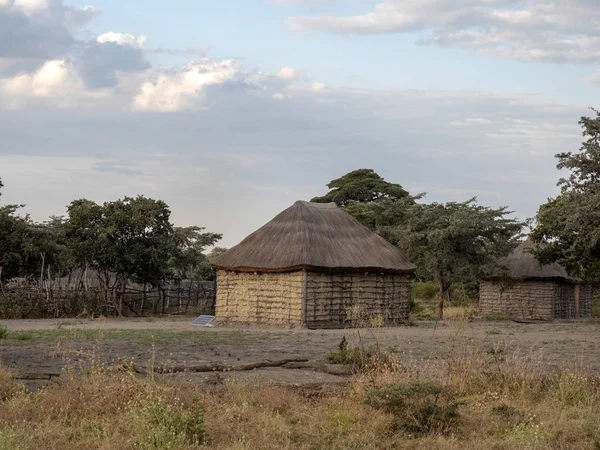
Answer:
[{"left": 1, "top": 317, "right": 599, "bottom": 389}]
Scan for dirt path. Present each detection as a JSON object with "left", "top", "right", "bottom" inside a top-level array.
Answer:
[{"left": 1, "top": 318, "right": 599, "bottom": 389}]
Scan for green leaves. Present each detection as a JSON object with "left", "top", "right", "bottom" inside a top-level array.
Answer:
[
  {"left": 311, "top": 169, "right": 413, "bottom": 207},
  {"left": 312, "top": 170, "right": 524, "bottom": 318},
  {"left": 533, "top": 109, "right": 600, "bottom": 283}
]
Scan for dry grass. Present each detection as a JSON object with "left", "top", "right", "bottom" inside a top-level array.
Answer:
[
  {"left": 2, "top": 328, "right": 600, "bottom": 449},
  {"left": 411, "top": 299, "right": 477, "bottom": 322}
]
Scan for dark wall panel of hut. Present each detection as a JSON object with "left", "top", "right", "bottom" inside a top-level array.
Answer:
[
  {"left": 553, "top": 283, "right": 576, "bottom": 319},
  {"left": 304, "top": 273, "right": 411, "bottom": 329},
  {"left": 580, "top": 285, "right": 593, "bottom": 318},
  {"left": 479, "top": 280, "right": 555, "bottom": 320}
]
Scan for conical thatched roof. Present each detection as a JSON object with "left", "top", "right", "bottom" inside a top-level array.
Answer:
[
  {"left": 212, "top": 201, "right": 416, "bottom": 274},
  {"left": 500, "top": 237, "right": 570, "bottom": 280}
]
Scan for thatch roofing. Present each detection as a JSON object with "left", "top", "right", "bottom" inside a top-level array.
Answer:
[
  {"left": 212, "top": 201, "right": 416, "bottom": 274},
  {"left": 500, "top": 237, "right": 571, "bottom": 281}
]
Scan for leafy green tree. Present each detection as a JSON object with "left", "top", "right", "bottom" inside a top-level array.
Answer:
[
  {"left": 169, "top": 227, "right": 222, "bottom": 281},
  {"left": 396, "top": 199, "right": 523, "bottom": 318},
  {"left": 313, "top": 170, "right": 523, "bottom": 319},
  {"left": 532, "top": 109, "right": 600, "bottom": 283},
  {"left": 311, "top": 169, "right": 412, "bottom": 207},
  {"left": 65, "top": 196, "right": 177, "bottom": 315},
  {"left": 0, "top": 205, "right": 29, "bottom": 283},
  {"left": 20, "top": 216, "right": 72, "bottom": 282},
  {"left": 207, "top": 247, "right": 228, "bottom": 263}
]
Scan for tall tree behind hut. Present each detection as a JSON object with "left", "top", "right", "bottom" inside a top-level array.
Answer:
[
  {"left": 312, "top": 169, "right": 523, "bottom": 319},
  {"left": 532, "top": 109, "right": 600, "bottom": 285}
]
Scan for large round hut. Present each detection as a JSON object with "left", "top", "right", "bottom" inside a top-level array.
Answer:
[
  {"left": 212, "top": 201, "right": 417, "bottom": 329},
  {"left": 480, "top": 238, "right": 592, "bottom": 320}
]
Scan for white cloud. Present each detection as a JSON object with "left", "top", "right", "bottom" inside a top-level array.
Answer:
[
  {"left": 133, "top": 59, "right": 249, "bottom": 112},
  {"left": 277, "top": 66, "right": 303, "bottom": 81},
  {"left": 289, "top": 0, "right": 600, "bottom": 64},
  {"left": 311, "top": 81, "right": 327, "bottom": 92},
  {"left": 12, "top": 0, "right": 48, "bottom": 14},
  {"left": 585, "top": 74, "right": 600, "bottom": 86},
  {"left": 449, "top": 117, "right": 493, "bottom": 127},
  {"left": 0, "top": 59, "right": 109, "bottom": 108},
  {"left": 133, "top": 59, "right": 306, "bottom": 112},
  {"left": 97, "top": 32, "right": 147, "bottom": 48}
]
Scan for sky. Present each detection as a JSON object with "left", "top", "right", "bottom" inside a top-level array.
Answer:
[{"left": 1, "top": 0, "right": 600, "bottom": 247}]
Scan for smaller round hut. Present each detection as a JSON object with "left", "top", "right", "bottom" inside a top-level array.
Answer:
[
  {"left": 212, "top": 201, "right": 416, "bottom": 329},
  {"left": 480, "top": 238, "right": 592, "bottom": 320}
]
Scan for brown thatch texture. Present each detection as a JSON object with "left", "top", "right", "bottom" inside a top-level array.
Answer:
[
  {"left": 212, "top": 201, "right": 416, "bottom": 273},
  {"left": 501, "top": 237, "right": 570, "bottom": 280}
]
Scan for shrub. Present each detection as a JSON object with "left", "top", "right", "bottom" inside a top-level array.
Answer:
[
  {"left": 365, "top": 380, "right": 461, "bottom": 436},
  {"left": 410, "top": 282, "right": 439, "bottom": 301},
  {"left": 326, "top": 345, "right": 389, "bottom": 371},
  {"left": 132, "top": 396, "right": 206, "bottom": 449},
  {"left": 0, "top": 325, "right": 7, "bottom": 339}
]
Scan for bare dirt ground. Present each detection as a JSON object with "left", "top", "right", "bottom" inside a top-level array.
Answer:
[{"left": 1, "top": 317, "right": 599, "bottom": 390}]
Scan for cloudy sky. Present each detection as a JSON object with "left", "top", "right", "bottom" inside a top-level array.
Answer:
[{"left": 1, "top": 0, "right": 599, "bottom": 247}]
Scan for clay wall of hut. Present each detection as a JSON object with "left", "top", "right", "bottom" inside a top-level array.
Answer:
[
  {"left": 215, "top": 269, "right": 412, "bottom": 327},
  {"left": 304, "top": 272, "right": 411, "bottom": 329},
  {"left": 215, "top": 270, "right": 304, "bottom": 325},
  {"left": 480, "top": 280, "right": 592, "bottom": 320}
]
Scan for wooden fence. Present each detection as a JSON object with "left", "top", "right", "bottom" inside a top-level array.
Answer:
[{"left": 0, "top": 279, "right": 216, "bottom": 319}]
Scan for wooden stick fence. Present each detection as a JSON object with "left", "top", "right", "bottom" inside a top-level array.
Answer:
[{"left": 0, "top": 279, "right": 215, "bottom": 319}]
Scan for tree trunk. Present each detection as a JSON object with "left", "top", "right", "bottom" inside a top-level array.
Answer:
[
  {"left": 438, "top": 283, "right": 445, "bottom": 321},
  {"left": 141, "top": 283, "right": 146, "bottom": 316},
  {"left": 39, "top": 252, "right": 45, "bottom": 293},
  {"left": 118, "top": 277, "right": 126, "bottom": 317}
]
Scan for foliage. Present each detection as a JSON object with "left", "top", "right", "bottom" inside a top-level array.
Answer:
[
  {"left": 532, "top": 109, "right": 600, "bottom": 284},
  {"left": 396, "top": 198, "right": 523, "bottom": 319},
  {"left": 0, "top": 177, "right": 221, "bottom": 317},
  {"left": 312, "top": 169, "right": 524, "bottom": 319},
  {"left": 410, "top": 282, "right": 439, "bottom": 301},
  {"left": 168, "top": 227, "right": 222, "bottom": 282},
  {"left": 365, "top": 380, "right": 461, "bottom": 435},
  {"left": 0, "top": 205, "right": 29, "bottom": 282},
  {"left": 0, "top": 326, "right": 7, "bottom": 339},
  {"left": 326, "top": 345, "right": 381, "bottom": 370},
  {"left": 311, "top": 168, "right": 413, "bottom": 207}
]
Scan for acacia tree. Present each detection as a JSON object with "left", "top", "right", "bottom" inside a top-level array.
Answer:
[
  {"left": 396, "top": 199, "right": 523, "bottom": 319},
  {"left": 532, "top": 109, "right": 600, "bottom": 283},
  {"left": 312, "top": 170, "right": 524, "bottom": 319},
  {"left": 311, "top": 169, "right": 412, "bottom": 207}
]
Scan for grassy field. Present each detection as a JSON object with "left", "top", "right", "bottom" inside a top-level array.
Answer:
[
  {"left": 1, "top": 319, "right": 600, "bottom": 449},
  {"left": 0, "top": 326, "right": 268, "bottom": 346}
]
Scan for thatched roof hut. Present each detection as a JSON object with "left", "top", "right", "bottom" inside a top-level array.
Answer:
[
  {"left": 498, "top": 238, "right": 570, "bottom": 281},
  {"left": 214, "top": 201, "right": 416, "bottom": 328},
  {"left": 213, "top": 201, "right": 416, "bottom": 274},
  {"left": 480, "top": 238, "right": 591, "bottom": 320}
]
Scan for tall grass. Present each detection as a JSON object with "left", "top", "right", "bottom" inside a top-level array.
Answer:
[{"left": 1, "top": 331, "right": 600, "bottom": 449}]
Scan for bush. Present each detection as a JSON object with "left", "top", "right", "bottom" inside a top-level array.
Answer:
[
  {"left": 132, "top": 397, "right": 206, "bottom": 449},
  {"left": 365, "top": 380, "right": 461, "bottom": 436},
  {"left": 326, "top": 345, "right": 389, "bottom": 371},
  {"left": 410, "top": 282, "right": 439, "bottom": 301},
  {"left": 0, "top": 325, "right": 7, "bottom": 339}
]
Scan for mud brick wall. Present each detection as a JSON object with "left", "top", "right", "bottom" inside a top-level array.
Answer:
[
  {"left": 215, "top": 270, "right": 304, "bottom": 325},
  {"left": 304, "top": 273, "right": 411, "bottom": 329},
  {"left": 479, "top": 280, "right": 556, "bottom": 320}
]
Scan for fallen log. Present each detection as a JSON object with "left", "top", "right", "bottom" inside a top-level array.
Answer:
[
  {"left": 511, "top": 319, "right": 549, "bottom": 324},
  {"left": 11, "top": 372, "right": 60, "bottom": 380},
  {"left": 127, "top": 358, "right": 310, "bottom": 375},
  {"left": 281, "top": 361, "right": 353, "bottom": 376}
]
